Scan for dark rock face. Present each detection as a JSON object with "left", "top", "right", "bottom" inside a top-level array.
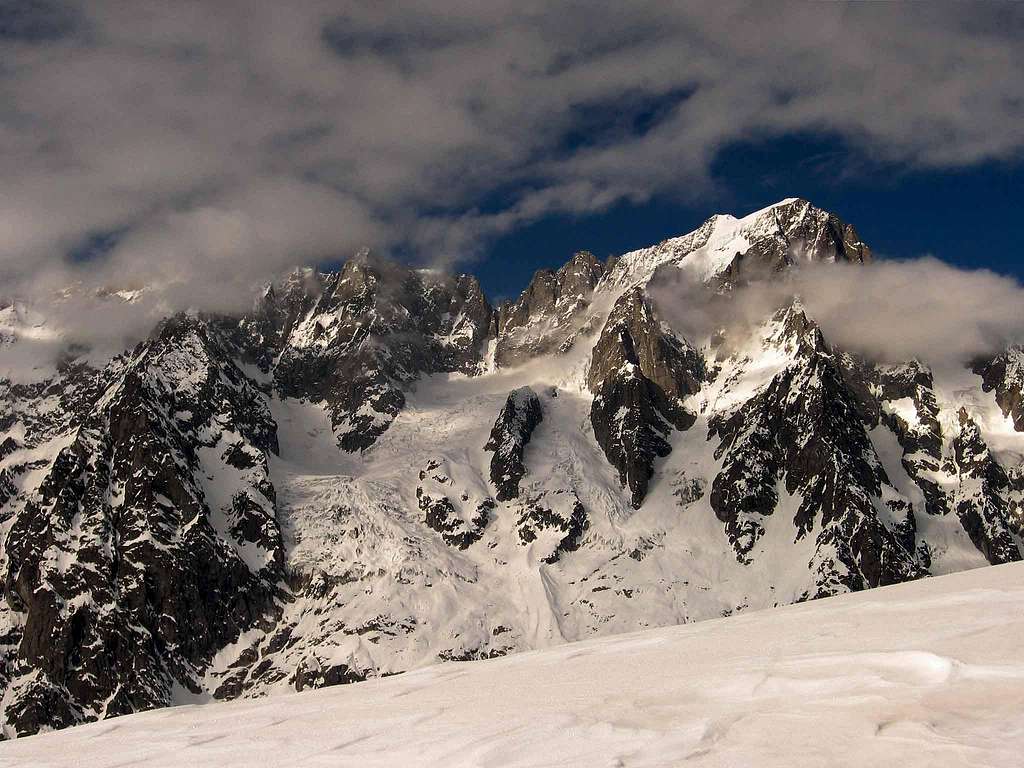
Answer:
[
  {"left": 946, "top": 409, "right": 1021, "bottom": 565},
  {"left": 230, "top": 268, "right": 325, "bottom": 372},
  {"left": 516, "top": 490, "right": 588, "bottom": 564},
  {"left": 235, "top": 256, "right": 494, "bottom": 452},
  {"left": 709, "top": 305, "right": 922, "bottom": 593},
  {"left": 876, "top": 363, "right": 953, "bottom": 521},
  {"left": 591, "top": 371, "right": 693, "bottom": 509},
  {"left": 484, "top": 388, "right": 543, "bottom": 500},
  {"left": 588, "top": 289, "right": 702, "bottom": 508},
  {"left": 416, "top": 458, "right": 493, "bottom": 549},
  {"left": 496, "top": 251, "right": 606, "bottom": 366},
  {"left": 588, "top": 287, "right": 704, "bottom": 400},
  {"left": 0, "top": 357, "right": 119, "bottom": 515},
  {"left": 846, "top": 359, "right": 950, "bottom": 518},
  {"left": 975, "top": 347, "right": 1024, "bottom": 432},
  {"left": 1, "top": 317, "right": 283, "bottom": 737},
  {"left": 838, "top": 355, "right": 1022, "bottom": 568},
  {"left": 293, "top": 658, "right": 366, "bottom": 692}
]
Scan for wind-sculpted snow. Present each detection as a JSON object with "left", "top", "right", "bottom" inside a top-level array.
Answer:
[
  {"left": 4, "top": 563, "right": 1023, "bottom": 767},
  {"left": 0, "top": 199, "right": 1022, "bottom": 738}
]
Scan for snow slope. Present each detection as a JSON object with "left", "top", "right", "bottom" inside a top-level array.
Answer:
[{"left": 3, "top": 562, "right": 1022, "bottom": 767}]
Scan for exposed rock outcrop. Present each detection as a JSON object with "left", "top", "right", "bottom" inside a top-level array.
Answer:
[
  {"left": 975, "top": 347, "right": 1024, "bottom": 432},
  {"left": 1, "top": 318, "right": 283, "bottom": 736},
  {"left": 416, "top": 458, "right": 493, "bottom": 549},
  {"left": 588, "top": 288, "right": 702, "bottom": 507},
  {"left": 484, "top": 388, "right": 543, "bottom": 501},
  {"left": 709, "top": 305, "right": 923, "bottom": 593},
  {"left": 495, "top": 251, "right": 606, "bottom": 366}
]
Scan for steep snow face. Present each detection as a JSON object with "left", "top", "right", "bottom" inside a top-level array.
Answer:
[
  {"left": 604, "top": 197, "right": 870, "bottom": 289},
  {"left": 210, "top": 345, "right": 628, "bottom": 696},
  {"left": 6, "top": 563, "right": 1023, "bottom": 768},
  {"left": 0, "top": 199, "right": 1021, "bottom": 739}
]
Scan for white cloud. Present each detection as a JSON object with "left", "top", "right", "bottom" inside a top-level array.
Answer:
[{"left": 650, "top": 257, "right": 1024, "bottom": 368}]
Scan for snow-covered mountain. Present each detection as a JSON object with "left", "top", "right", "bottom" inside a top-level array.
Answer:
[
  {"left": 1, "top": 198, "right": 1021, "bottom": 738},
  {"left": 4, "top": 561, "right": 1023, "bottom": 767}
]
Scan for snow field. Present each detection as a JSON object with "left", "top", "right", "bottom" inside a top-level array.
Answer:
[{"left": 3, "top": 562, "right": 1022, "bottom": 767}]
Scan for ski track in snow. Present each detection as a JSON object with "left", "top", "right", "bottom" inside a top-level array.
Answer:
[{"left": 2, "top": 562, "right": 1022, "bottom": 767}]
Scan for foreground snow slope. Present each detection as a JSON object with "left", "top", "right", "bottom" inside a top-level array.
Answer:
[{"left": 3, "top": 563, "right": 1022, "bottom": 768}]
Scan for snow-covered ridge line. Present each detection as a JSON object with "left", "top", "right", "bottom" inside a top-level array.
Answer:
[
  {"left": 1, "top": 197, "right": 1020, "bottom": 740},
  {"left": 4, "top": 562, "right": 1022, "bottom": 767},
  {"left": 600, "top": 196, "right": 869, "bottom": 290}
]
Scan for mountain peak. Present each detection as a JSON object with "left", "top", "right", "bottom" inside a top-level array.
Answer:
[{"left": 603, "top": 198, "right": 869, "bottom": 290}]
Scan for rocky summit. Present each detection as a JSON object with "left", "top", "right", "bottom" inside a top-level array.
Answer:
[{"left": 1, "top": 198, "right": 1021, "bottom": 738}]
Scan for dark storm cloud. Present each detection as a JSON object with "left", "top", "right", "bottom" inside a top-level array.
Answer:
[{"left": 1, "top": 0, "right": 1022, "bottom": 322}]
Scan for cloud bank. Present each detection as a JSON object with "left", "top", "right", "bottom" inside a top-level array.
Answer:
[
  {"left": 650, "top": 258, "right": 1024, "bottom": 369},
  {"left": 0, "top": 1, "right": 1022, "bottom": 315}
]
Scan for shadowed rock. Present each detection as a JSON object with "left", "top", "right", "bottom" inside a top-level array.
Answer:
[{"left": 484, "top": 387, "right": 544, "bottom": 501}]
